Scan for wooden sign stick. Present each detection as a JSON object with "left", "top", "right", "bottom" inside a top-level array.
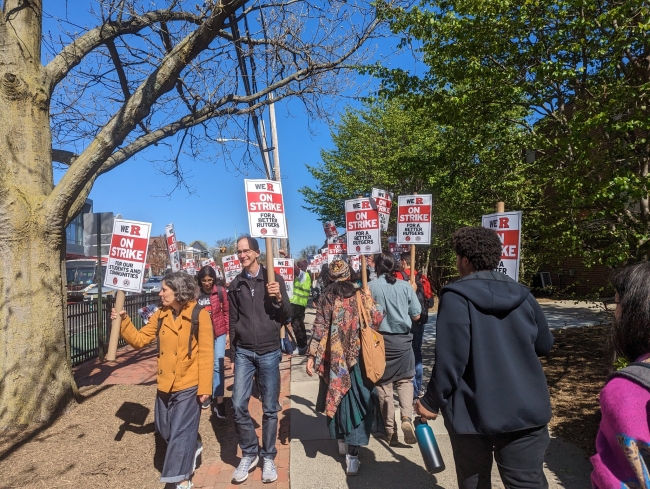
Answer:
[
  {"left": 266, "top": 237, "right": 275, "bottom": 283},
  {"left": 106, "top": 289, "right": 125, "bottom": 361}
]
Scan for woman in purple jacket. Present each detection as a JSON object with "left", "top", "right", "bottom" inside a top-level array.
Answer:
[{"left": 591, "top": 262, "right": 650, "bottom": 488}]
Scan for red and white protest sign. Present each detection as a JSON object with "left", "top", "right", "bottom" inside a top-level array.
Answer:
[
  {"left": 274, "top": 258, "right": 295, "bottom": 299},
  {"left": 323, "top": 221, "right": 338, "bottom": 238},
  {"left": 165, "top": 223, "right": 181, "bottom": 272},
  {"left": 388, "top": 236, "right": 409, "bottom": 259},
  {"left": 328, "top": 236, "right": 348, "bottom": 264},
  {"left": 372, "top": 188, "right": 393, "bottom": 232},
  {"left": 222, "top": 254, "right": 242, "bottom": 284},
  {"left": 482, "top": 211, "right": 522, "bottom": 282},
  {"left": 345, "top": 197, "right": 382, "bottom": 254},
  {"left": 397, "top": 195, "right": 432, "bottom": 245},
  {"left": 104, "top": 219, "right": 152, "bottom": 293},
  {"left": 245, "top": 179, "right": 287, "bottom": 238}
]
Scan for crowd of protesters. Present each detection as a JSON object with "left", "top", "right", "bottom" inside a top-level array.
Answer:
[{"left": 110, "top": 226, "right": 650, "bottom": 488}]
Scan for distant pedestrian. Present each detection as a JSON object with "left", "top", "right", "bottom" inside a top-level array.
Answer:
[
  {"left": 368, "top": 252, "right": 421, "bottom": 446},
  {"left": 196, "top": 266, "right": 229, "bottom": 418},
  {"left": 228, "top": 236, "right": 291, "bottom": 484},
  {"left": 591, "top": 262, "right": 650, "bottom": 488},
  {"left": 306, "top": 259, "right": 385, "bottom": 476},
  {"left": 111, "top": 271, "right": 213, "bottom": 489},
  {"left": 290, "top": 259, "right": 311, "bottom": 353},
  {"left": 416, "top": 226, "right": 554, "bottom": 489}
]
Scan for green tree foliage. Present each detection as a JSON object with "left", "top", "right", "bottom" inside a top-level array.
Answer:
[
  {"left": 298, "top": 244, "right": 321, "bottom": 260},
  {"left": 300, "top": 99, "right": 541, "bottom": 285},
  {"left": 372, "top": 0, "right": 650, "bottom": 266}
]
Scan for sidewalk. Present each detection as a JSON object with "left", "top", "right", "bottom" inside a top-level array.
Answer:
[
  {"left": 289, "top": 305, "right": 594, "bottom": 489},
  {"left": 73, "top": 345, "right": 292, "bottom": 489}
]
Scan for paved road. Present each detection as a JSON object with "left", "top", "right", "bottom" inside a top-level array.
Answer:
[{"left": 290, "top": 301, "right": 596, "bottom": 488}]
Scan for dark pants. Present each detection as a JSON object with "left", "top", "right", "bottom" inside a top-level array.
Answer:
[
  {"left": 155, "top": 386, "right": 201, "bottom": 483},
  {"left": 449, "top": 425, "right": 550, "bottom": 489},
  {"left": 291, "top": 304, "right": 307, "bottom": 348},
  {"left": 411, "top": 319, "right": 425, "bottom": 397},
  {"left": 232, "top": 347, "right": 282, "bottom": 460}
]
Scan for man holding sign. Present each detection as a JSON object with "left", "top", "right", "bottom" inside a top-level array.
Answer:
[{"left": 228, "top": 236, "right": 291, "bottom": 484}]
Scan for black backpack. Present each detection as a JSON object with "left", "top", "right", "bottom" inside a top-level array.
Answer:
[{"left": 157, "top": 303, "right": 204, "bottom": 359}]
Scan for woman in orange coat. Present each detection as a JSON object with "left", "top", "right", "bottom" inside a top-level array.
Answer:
[{"left": 111, "top": 271, "right": 213, "bottom": 489}]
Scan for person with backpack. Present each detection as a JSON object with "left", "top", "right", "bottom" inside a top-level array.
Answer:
[
  {"left": 591, "top": 262, "right": 650, "bottom": 488},
  {"left": 397, "top": 253, "right": 430, "bottom": 399},
  {"left": 111, "top": 271, "right": 213, "bottom": 489},
  {"left": 196, "top": 265, "right": 229, "bottom": 418},
  {"left": 368, "top": 252, "right": 422, "bottom": 446},
  {"left": 228, "top": 235, "right": 291, "bottom": 484}
]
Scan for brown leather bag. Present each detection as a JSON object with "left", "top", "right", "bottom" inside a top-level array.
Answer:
[{"left": 356, "top": 290, "right": 385, "bottom": 383}]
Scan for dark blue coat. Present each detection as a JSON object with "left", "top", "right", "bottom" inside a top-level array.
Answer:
[{"left": 420, "top": 271, "right": 554, "bottom": 435}]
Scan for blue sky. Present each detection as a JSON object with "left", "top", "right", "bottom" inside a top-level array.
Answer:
[{"left": 47, "top": 2, "right": 419, "bottom": 257}]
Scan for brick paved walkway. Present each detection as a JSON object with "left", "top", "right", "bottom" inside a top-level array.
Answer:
[{"left": 73, "top": 345, "right": 292, "bottom": 488}]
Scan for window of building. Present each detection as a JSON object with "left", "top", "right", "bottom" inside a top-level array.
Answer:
[{"left": 66, "top": 213, "right": 84, "bottom": 246}]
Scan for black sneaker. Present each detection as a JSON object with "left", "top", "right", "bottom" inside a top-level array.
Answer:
[
  {"left": 213, "top": 402, "right": 226, "bottom": 419},
  {"left": 201, "top": 397, "right": 212, "bottom": 410}
]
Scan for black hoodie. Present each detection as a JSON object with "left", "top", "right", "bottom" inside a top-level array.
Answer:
[{"left": 420, "top": 270, "right": 554, "bottom": 435}]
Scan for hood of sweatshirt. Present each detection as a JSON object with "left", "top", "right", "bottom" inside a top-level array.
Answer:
[{"left": 442, "top": 270, "right": 529, "bottom": 315}]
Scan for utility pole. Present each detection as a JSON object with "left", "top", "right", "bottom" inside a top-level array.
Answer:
[{"left": 268, "top": 93, "right": 289, "bottom": 256}]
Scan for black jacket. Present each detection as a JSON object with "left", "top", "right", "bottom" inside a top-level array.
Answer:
[
  {"left": 420, "top": 271, "right": 554, "bottom": 435},
  {"left": 228, "top": 265, "right": 291, "bottom": 355}
]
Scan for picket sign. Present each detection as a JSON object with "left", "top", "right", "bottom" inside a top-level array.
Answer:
[
  {"left": 323, "top": 221, "right": 339, "bottom": 238},
  {"left": 274, "top": 258, "right": 294, "bottom": 299},
  {"left": 482, "top": 211, "right": 522, "bottom": 282},
  {"left": 328, "top": 236, "right": 348, "bottom": 264},
  {"left": 345, "top": 197, "right": 382, "bottom": 255},
  {"left": 222, "top": 254, "right": 242, "bottom": 285},
  {"left": 165, "top": 223, "right": 182, "bottom": 272},
  {"left": 371, "top": 188, "right": 394, "bottom": 232},
  {"left": 396, "top": 195, "right": 432, "bottom": 245},
  {"left": 244, "top": 179, "right": 288, "bottom": 238}
]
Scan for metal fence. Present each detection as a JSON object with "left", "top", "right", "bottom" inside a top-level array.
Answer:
[{"left": 67, "top": 292, "right": 160, "bottom": 366}]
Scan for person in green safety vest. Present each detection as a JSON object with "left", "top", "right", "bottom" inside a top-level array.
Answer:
[{"left": 290, "top": 259, "right": 311, "bottom": 353}]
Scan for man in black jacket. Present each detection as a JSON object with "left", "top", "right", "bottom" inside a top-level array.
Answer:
[
  {"left": 228, "top": 236, "right": 291, "bottom": 484},
  {"left": 415, "top": 226, "right": 554, "bottom": 489}
]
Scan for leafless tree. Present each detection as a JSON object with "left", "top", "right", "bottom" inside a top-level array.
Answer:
[{"left": 0, "top": 0, "right": 385, "bottom": 427}]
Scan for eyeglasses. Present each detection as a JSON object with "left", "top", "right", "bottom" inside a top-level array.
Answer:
[{"left": 236, "top": 249, "right": 253, "bottom": 256}]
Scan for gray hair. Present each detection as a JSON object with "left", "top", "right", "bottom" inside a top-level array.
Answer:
[{"left": 162, "top": 271, "right": 199, "bottom": 306}]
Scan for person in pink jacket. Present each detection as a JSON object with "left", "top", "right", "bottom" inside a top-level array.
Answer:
[
  {"left": 196, "top": 266, "right": 229, "bottom": 418},
  {"left": 591, "top": 262, "right": 650, "bottom": 488}
]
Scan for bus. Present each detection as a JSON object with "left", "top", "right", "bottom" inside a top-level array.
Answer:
[{"left": 65, "top": 258, "right": 107, "bottom": 302}]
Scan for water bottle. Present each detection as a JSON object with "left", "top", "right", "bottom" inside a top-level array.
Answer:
[{"left": 415, "top": 416, "right": 445, "bottom": 474}]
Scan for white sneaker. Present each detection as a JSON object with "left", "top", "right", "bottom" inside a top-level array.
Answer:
[
  {"left": 262, "top": 457, "right": 278, "bottom": 483},
  {"left": 346, "top": 454, "right": 360, "bottom": 476},
  {"left": 232, "top": 455, "right": 259, "bottom": 483},
  {"left": 337, "top": 439, "right": 347, "bottom": 456}
]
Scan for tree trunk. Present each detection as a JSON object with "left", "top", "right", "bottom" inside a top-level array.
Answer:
[{"left": 0, "top": 6, "right": 76, "bottom": 427}]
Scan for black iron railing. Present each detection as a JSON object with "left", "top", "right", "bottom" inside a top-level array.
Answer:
[{"left": 68, "top": 292, "right": 160, "bottom": 366}]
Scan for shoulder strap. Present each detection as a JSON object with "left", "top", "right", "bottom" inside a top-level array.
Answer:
[
  {"left": 187, "top": 303, "right": 203, "bottom": 359},
  {"left": 610, "top": 362, "right": 650, "bottom": 390},
  {"left": 217, "top": 285, "right": 226, "bottom": 313},
  {"left": 355, "top": 290, "right": 371, "bottom": 329}
]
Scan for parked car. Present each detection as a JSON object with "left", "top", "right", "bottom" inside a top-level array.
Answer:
[
  {"left": 66, "top": 259, "right": 107, "bottom": 303},
  {"left": 142, "top": 277, "right": 163, "bottom": 294},
  {"left": 83, "top": 285, "right": 118, "bottom": 301}
]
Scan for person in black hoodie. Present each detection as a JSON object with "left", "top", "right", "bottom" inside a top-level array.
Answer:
[
  {"left": 228, "top": 235, "right": 291, "bottom": 484},
  {"left": 415, "top": 226, "right": 554, "bottom": 489}
]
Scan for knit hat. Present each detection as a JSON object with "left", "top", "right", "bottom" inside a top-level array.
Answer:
[{"left": 329, "top": 259, "right": 351, "bottom": 282}]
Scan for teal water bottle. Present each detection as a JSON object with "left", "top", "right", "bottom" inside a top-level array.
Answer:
[{"left": 415, "top": 417, "right": 445, "bottom": 474}]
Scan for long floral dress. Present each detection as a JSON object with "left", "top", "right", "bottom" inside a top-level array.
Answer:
[{"left": 307, "top": 288, "right": 384, "bottom": 445}]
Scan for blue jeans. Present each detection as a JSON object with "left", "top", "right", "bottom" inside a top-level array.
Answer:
[
  {"left": 411, "top": 320, "right": 425, "bottom": 398},
  {"left": 213, "top": 334, "right": 227, "bottom": 399},
  {"left": 232, "top": 347, "right": 282, "bottom": 459}
]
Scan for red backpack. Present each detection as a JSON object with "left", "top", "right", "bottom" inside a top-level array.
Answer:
[{"left": 420, "top": 275, "right": 434, "bottom": 308}]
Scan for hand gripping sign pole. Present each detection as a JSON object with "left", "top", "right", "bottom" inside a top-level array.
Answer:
[{"left": 105, "top": 219, "right": 152, "bottom": 361}]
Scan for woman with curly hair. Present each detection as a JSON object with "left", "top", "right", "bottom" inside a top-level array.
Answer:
[
  {"left": 111, "top": 271, "right": 213, "bottom": 489},
  {"left": 305, "top": 259, "right": 384, "bottom": 476},
  {"left": 591, "top": 262, "right": 650, "bottom": 488}
]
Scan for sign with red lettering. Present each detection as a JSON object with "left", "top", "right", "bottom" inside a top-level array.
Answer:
[
  {"left": 185, "top": 258, "right": 196, "bottom": 275},
  {"left": 164, "top": 223, "right": 181, "bottom": 272},
  {"left": 397, "top": 195, "right": 432, "bottom": 245},
  {"left": 345, "top": 197, "right": 382, "bottom": 254},
  {"left": 245, "top": 179, "right": 287, "bottom": 238},
  {"left": 104, "top": 219, "right": 152, "bottom": 293},
  {"left": 388, "top": 236, "right": 409, "bottom": 259},
  {"left": 273, "top": 258, "right": 294, "bottom": 299},
  {"left": 372, "top": 188, "right": 393, "bottom": 232},
  {"left": 323, "top": 220, "right": 339, "bottom": 238},
  {"left": 222, "top": 254, "right": 242, "bottom": 284},
  {"left": 482, "top": 211, "right": 522, "bottom": 282},
  {"left": 328, "top": 236, "right": 348, "bottom": 264}
]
